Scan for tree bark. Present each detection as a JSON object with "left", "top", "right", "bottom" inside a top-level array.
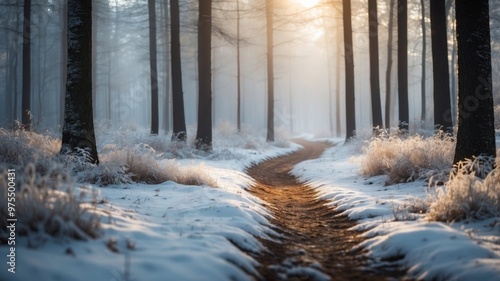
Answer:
[
  {"left": 61, "top": 0, "right": 99, "bottom": 164},
  {"left": 92, "top": 0, "right": 97, "bottom": 118},
  {"left": 384, "top": 0, "right": 395, "bottom": 129},
  {"left": 148, "top": 0, "right": 159, "bottom": 135},
  {"left": 453, "top": 0, "right": 496, "bottom": 165},
  {"left": 161, "top": 0, "right": 171, "bottom": 133},
  {"left": 420, "top": 0, "right": 426, "bottom": 122},
  {"left": 430, "top": 0, "right": 452, "bottom": 132},
  {"left": 447, "top": 0, "right": 457, "bottom": 127},
  {"left": 170, "top": 0, "right": 187, "bottom": 141},
  {"left": 60, "top": 0, "right": 68, "bottom": 129},
  {"left": 22, "top": 0, "right": 31, "bottom": 130},
  {"left": 236, "top": 0, "right": 242, "bottom": 132},
  {"left": 397, "top": 0, "right": 409, "bottom": 131},
  {"left": 195, "top": 0, "right": 213, "bottom": 150},
  {"left": 336, "top": 9, "right": 342, "bottom": 136},
  {"left": 343, "top": 0, "right": 356, "bottom": 140},
  {"left": 368, "top": 0, "right": 383, "bottom": 131},
  {"left": 266, "top": 0, "right": 274, "bottom": 142}
]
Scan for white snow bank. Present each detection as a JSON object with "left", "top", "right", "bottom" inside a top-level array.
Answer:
[
  {"left": 0, "top": 128, "right": 298, "bottom": 281},
  {"left": 291, "top": 139, "right": 500, "bottom": 281}
]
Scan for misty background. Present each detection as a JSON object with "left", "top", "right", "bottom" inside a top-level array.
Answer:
[{"left": 1, "top": 0, "right": 500, "bottom": 137}]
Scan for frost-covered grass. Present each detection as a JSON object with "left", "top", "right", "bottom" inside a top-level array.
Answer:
[
  {"left": 1, "top": 123, "right": 291, "bottom": 189},
  {"left": 359, "top": 130, "right": 500, "bottom": 222},
  {"left": 100, "top": 147, "right": 217, "bottom": 186},
  {"left": 0, "top": 129, "right": 100, "bottom": 241},
  {"left": 360, "top": 130, "right": 454, "bottom": 184},
  {"left": 0, "top": 128, "right": 61, "bottom": 174},
  {"left": 0, "top": 124, "right": 292, "bottom": 244},
  {"left": 428, "top": 155, "right": 500, "bottom": 222},
  {"left": 292, "top": 137, "right": 500, "bottom": 281},
  {"left": 92, "top": 123, "right": 291, "bottom": 186},
  {"left": 0, "top": 164, "right": 100, "bottom": 243},
  {"left": 0, "top": 123, "right": 295, "bottom": 281},
  {"left": 96, "top": 122, "right": 291, "bottom": 158}
]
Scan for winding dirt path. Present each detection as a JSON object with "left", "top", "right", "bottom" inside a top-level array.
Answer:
[{"left": 246, "top": 140, "right": 403, "bottom": 281}]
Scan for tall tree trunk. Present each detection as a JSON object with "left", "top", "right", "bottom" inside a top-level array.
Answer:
[
  {"left": 13, "top": 8, "right": 21, "bottom": 124},
  {"left": 343, "top": 0, "right": 356, "bottom": 140},
  {"left": 195, "top": 0, "right": 213, "bottom": 150},
  {"left": 61, "top": 0, "right": 99, "bottom": 164},
  {"left": 385, "top": 0, "right": 395, "bottom": 129},
  {"left": 5, "top": 12, "right": 18, "bottom": 127},
  {"left": 453, "top": 0, "right": 495, "bottom": 165},
  {"left": 368, "top": 0, "right": 383, "bottom": 131},
  {"left": 266, "top": 0, "right": 274, "bottom": 142},
  {"left": 148, "top": 0, "right": 159, "bottom": 135},
  {"left": 335, "top": 10, "right": 342, "bottom": 136},
  {"left": 420, "top": 0, "right": 426, "bottom": 122},
  {"left": 22, "top": 0, "right": 31, "bottom": 130},
  {"left": 236, "top": 0, "right": 242, "bottom": 132},
  {"left": 446, "top": 0, "right": 457, "bottom": 126},
  {"left": 5, "top": 28, "right": 12, "bottom": 126},
  {"left": 324, "top": 26, "right": 334, "bottom": 135},
  {"left": 162, "top": 0, "right": 171, "bottom": 132},
  {"left": 430, "top": 0, "right": 452, "bottom": 132},
  {"left": 450, "top": 25, "right": 457, "bottom": 126},
  {"left": 170, "top": 0, "right": 187, "bottom": 141},
  {"left": 92, "top": 0, "right": 97, "bottom": 118},
  {"left": 397, "top": 0, "right": 409, "bottom": 131}
]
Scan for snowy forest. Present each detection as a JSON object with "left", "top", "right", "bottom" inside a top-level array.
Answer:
[{"left": 1, "top": 0, "right": 500, "bottom": 280}]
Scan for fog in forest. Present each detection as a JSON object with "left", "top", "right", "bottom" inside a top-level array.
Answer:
[{"left": 2, "top": 0, "right": 500, "bottom": 137}]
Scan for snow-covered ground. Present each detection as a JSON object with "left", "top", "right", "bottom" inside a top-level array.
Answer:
[
  {"left": 2, "top": 128, "right": 500, "bottom": 281},
  {"left": 292, "top": 138, "right": 500, "bottom": 281},
  {"left": 0, "top": 127, "right": 299, "bottom": 281}
]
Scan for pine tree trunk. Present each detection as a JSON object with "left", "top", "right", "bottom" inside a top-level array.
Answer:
[
  {"left": 61, "top": 0, "right": 99, "bottom": 164},
  {"left": 335, "top": 9, "right": 342, "bottom": 136},
  {"left": 148, "top": 0, "right": 159, "bottom": 135},
  {"left": 236, "top": 0, "right": 242, "bottom": 132},
  {"left": 161, "top": 0, "right": 171, "bottom": 133},
  {"left": 266, "top": 0, "right": 274, "bottom": 142},
  {"left": 397, "top": 0, "right": 409, "bottom": 131},
  {"left": 22, "top": 0, "right": 31, "bottom": 131},
  {"left": 170, "top": 0, "right": 187, "bottom": 141},
  {"left": 453, "top": 0, "right": 496, "bottom": 165},
  {"left": 368, "top": 0, "right": 383, "bottom": 131},
  {"left": 195, "top": 0, "right": 213, "bottom": 150},
  {"left": 430, "top": 0, "right": 452, "bottom": 132},
  {"left": 343, "top": 0, "right": 356, "bottom": 140},
  {"left": 385, "top": 0, "right": 395, "bottom": 130},
  {"left": 420, "top": 0, "right": 426, "bottom": 122}
]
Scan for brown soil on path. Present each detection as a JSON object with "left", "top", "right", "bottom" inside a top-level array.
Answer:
[{"left": 246, "top": 140, "right": 404, "bottom": 281}]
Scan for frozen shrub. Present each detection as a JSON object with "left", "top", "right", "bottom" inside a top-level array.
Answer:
[
  {"left": 428, "top": 155, "right": 500, "bottom": 222},
  {"left": 0, "top": 128, "right": 60, "bottom": 168},
  {"left": 0, "top": 129, "right": 70, "bottom": 182},
  {"left": 102, "top": 147, "right": 217, "bottom": 187},
  {"left": 167, "top": 162, "right": 217, "bottom": 187},
  {"left": 0, "top": 164, "right": 101, "bottom": 243},
  {"left": 77, "top": 163, "right": 132, "bottom": 186},
  {"left": 102, "top": 146, "right": 165, "bottom": 184},
  {"left": 361, "top": 132, "right": 454, "bottom": 184}
]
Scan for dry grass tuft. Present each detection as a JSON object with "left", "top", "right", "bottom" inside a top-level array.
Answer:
[
  {"left": 0, "top": 164, "right": 101, "bottom": 243},
  {"left": 428, "top": 155, "right": 500, "bottom": 222},
  {"left": 103, "top": 147, "right": 217, "bottom": 187},
  {"left": 360, "top": 131, "right": 454, "bottom": 184}
]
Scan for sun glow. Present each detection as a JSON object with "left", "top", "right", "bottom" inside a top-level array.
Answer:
[{"left": 293, "top": 0, "right": 321, "bottom": 8}]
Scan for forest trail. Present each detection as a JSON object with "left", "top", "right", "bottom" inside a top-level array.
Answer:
[{"left": 246, "top": 140, "right": 403, "bottom": 281}]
